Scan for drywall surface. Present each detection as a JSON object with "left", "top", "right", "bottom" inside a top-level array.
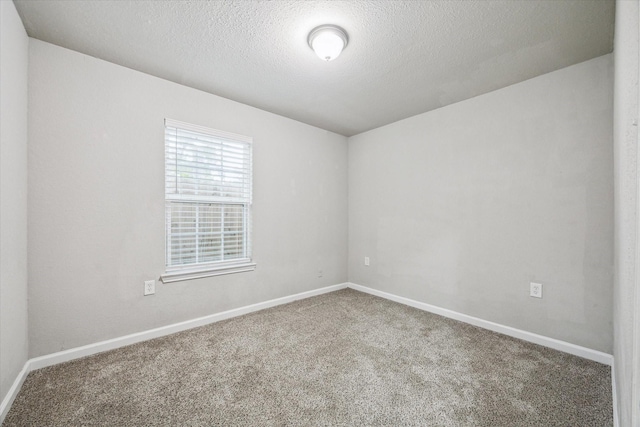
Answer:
[
  {"left": 349, "top": 55, "right": 613, "bottom": 353},
  {"left": 0, "top": 0, "right": 29, "bottom": 406},
  {"left": 613, "top": 0, "right": 639, "bottom": 425},
  {"left": 28, "top": 40, "right": 348, "bottom": 357}
]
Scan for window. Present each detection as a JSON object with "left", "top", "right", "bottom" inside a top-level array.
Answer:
[{"left": 160, "top": 119, "right": 255, "bottom": 283}]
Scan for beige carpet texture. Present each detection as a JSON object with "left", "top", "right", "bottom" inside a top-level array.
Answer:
[{"left": 3, "top": 289, "right": 612, "bottom": 426}]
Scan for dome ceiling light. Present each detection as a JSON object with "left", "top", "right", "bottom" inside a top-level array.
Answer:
[{"left": 308, "top": 25, "right": 349, "bottom": 62}]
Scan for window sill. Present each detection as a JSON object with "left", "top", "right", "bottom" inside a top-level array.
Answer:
[{"left": 160, "top": 261, "right": 256, "bottom": 283}]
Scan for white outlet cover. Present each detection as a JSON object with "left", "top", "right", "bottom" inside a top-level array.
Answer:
[
  {"left": 364, "top": 257, "right": 370, "bottom": 266},
  {"left": 144, "top": 280, "right": 155, "bottom": 296},
  {"left": 530, "top": 282, "right": 542, "bottom": 298}
]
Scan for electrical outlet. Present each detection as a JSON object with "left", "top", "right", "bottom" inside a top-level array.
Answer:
[
  {"left": 530, "top": 282, "right": 542, "bottom": 298},
  {"left": 144, "top": 280, "right": 155, "bottom": 296},
  {"left": 364, "top": 257, "right": 370, "bottom": 266},
  {"left": 318, "top": 269, "right": 323, "bottom": 278}
]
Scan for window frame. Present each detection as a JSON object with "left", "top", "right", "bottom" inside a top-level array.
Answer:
[{"left": 160, "top": 118, "right": 255, "bottom": 283}]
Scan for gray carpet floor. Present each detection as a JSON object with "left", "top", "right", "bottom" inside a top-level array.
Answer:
[{"left": 3, "top": 289, "right": 612, "bottom": 426}]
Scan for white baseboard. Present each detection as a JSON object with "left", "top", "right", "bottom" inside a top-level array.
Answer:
[
  {"left": 29, "top": 282, "right": 348, "bottom": 371},
  {"left": 347, "top": 283, "right": 614, "bottom": 366},
  {"left": 0, "top": 362, "right": 29, "bottom": 423}
]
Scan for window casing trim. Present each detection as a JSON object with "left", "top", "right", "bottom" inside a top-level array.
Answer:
[
  {"left": 163, "top": 118, "right": 254, "bottom": 281},
  {"left": 160, "top": 259, "right": 256, "bottom": 283}
]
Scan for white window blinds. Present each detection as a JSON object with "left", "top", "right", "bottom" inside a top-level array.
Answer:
[{"left": 164, "top": 119, "right": 253, "bottom": 272}]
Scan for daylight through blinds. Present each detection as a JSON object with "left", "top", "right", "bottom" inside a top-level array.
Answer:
[{"left": 165, "top": 119, "right": 252, "bottom": 268}]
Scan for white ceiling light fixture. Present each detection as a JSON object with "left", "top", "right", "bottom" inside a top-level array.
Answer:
[{"left": 308, "top": 25, "right": 349, "bottom": 62}]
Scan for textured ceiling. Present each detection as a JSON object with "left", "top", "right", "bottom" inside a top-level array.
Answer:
[{"left": 14, "top": 0, "right": 615, "bottom": 137}]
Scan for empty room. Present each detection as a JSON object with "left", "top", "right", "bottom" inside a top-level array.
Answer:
[{"left": 1, "top": 0, "right": 638, "bottom": 425}]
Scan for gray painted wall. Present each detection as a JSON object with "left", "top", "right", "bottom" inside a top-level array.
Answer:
[
  {"left": 348, "top": 55, "right": 613, "bottom": 353},
  {"left": 0, "top": 0, "right": 29, "bottom": 407},
  {"left": 613, "top": 0, "right": 639, "bottom": 425},
  {"left": 28, "top": 40, "right": 348, "bottom": 358}
]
